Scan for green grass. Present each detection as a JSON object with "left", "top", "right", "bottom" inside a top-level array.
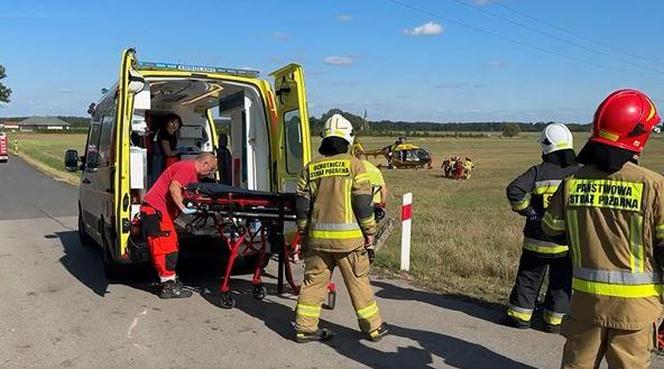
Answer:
[
  {"left": 361, "top": 134, "right": 664, "bottom": 303},
  {"left": 7, "top": 132, "right": 86, "bottom": 184},
  {"left": 10, "top": 131, "right": 664, "bottom": 304}
]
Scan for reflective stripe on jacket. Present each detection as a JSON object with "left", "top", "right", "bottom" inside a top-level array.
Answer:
[
  {"left": 543, "top": 162, "right": 664, "bottom": 330},
  {"left": 296, "top": 154, "right": 376, "bottom": 252},
  {"left": 506, "top": 162, "right": 581, "bottom": 256}
]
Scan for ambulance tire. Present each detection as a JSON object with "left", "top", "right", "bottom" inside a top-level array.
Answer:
[
  {"left": 102, "top": 227, "right": 125, "bottom": 281},
  {"left": 78, "top": 207, "right": 95, "bottom": 248}
]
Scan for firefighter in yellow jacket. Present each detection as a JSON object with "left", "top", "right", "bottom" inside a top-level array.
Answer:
[
  {"left": 294, "top": 114, "right": 388, "bottom": 343},
  {"left": 543, "top": 89, "right": 664, "bottom": 369}
]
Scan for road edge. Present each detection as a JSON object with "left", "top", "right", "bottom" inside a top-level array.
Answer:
[{"left": 13, "top": 153, "right": 79, "bottom": 186}]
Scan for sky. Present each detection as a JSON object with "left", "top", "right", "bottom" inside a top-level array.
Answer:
[{"left": 1, "top": 0, "right": 664, "bottom": 123}]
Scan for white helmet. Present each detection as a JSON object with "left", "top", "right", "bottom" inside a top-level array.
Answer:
[
  {"left": 321, "top": 114, "right": 354, "bottom": 144},
  {"left": 538, "top": 123, "right": 573, "bottom": 155}
]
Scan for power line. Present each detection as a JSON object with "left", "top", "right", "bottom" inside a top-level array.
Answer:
[
  {"left": 384, "top": 0, "right": 664, "bottom": 83},
  {"left": 450, "top": 0, "right": 664, "bottom": 76},
  {"left": 491, "top": 1, "right": 662, "bottom": 68}
]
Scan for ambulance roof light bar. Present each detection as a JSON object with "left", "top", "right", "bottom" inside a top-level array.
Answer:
[{"left": 136, "top": 61, "right": 261, "bottom": 78}]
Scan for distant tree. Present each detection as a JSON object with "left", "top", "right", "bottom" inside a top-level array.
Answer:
[
  {"left": 502, "top": 123, "right": 521, "bottom": 137},
  {"left": 0, "top": 65, "right": 11, "bottom": 103}
]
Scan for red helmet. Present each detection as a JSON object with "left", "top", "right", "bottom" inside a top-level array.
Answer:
[{"left": 590, "top": 89, "right": 661, "bottom": 153}]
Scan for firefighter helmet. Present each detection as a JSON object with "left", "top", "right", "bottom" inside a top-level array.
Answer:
[
  {"left": 538, "top": 123, "right": 574, "bottom": 155},
  {"left": 590, "top": 89, "right": 660, "bottom": 153},
  {"left": 321, "top": 114, "right": 354, "bottom": 144}
]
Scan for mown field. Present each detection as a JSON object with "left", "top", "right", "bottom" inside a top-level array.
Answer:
[
  {"left": 8, "top": 131, "right": 664, "bottom": 304},
  {"left": 8, "top": 132, "right": 87, "bottom": 185}
]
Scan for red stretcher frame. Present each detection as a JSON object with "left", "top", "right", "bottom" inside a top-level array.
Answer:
[{"left": 182, "top": 189, "right": 336, "bottom": 309}]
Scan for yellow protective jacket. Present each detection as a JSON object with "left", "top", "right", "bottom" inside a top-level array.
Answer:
[
  {"left": 296, "top": 153, "right": 377, "bottom": 252},
  {"left": 543, "top": 162, "right": 664, "bottom": 330}
]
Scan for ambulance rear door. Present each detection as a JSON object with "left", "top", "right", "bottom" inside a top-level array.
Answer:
[
  {"left": 269, "top": 64, "right": 312, "bottom": 193},
  {"left": 112, "top": 48, "right": 143, "bottom": 262}
]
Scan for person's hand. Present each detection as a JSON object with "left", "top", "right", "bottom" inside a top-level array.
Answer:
[
  {"left": 365, "top": 234, "right": 375, "bottom": 247},
  {"left": 181, "top": 207, "right": 197, "bottom": 215}
]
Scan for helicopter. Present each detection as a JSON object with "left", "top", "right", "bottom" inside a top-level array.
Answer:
[{"left": 353, "top": 136, "right": 433, "bottom": 169}]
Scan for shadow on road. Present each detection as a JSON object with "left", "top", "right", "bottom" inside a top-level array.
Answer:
[
  {"left": 212, "top": 280, "right": 536, "bottom": 369},
  {"left": 54, "top": 231, "right": 244, "bottom": 298},
  {"left": 55, "top": 231, "right": 110, "bottom": 297},
  {"left": 372, "top": 280, "right": 504, "bottom": 323}
]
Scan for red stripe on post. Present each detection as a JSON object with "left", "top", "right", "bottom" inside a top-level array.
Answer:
[{"left": 401, "top": 204, "right": 412, "bottom": 221}]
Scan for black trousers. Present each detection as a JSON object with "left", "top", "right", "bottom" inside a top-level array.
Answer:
[{"left": 507, "top": 250, "right": 572, "bottom": 325}]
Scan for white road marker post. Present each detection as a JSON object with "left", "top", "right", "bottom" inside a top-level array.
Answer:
[{"left": 400, "top": 192, "right": 413, "bottom": 271}]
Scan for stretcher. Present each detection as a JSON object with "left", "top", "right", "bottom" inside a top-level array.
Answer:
[{"left": 182, "top": 183, "right": 336, "bottom": 309}]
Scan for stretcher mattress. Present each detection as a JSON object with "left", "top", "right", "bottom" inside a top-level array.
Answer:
[{"left": 186, "top": 183, "right": 295, "bottom": 202}]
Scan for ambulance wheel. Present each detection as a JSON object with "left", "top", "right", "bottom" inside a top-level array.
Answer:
[
  {"left": 252, "top": 284, "right": 267, "bottom": 300},
  {"left": 102, "top": 231, "right": 124, "bottom": 281},
  {"left": 78, "top": 207, "right": 95, "bottom": 248},
  {"left": 220, "top": 292, "right": 235, "bottom": 309}
]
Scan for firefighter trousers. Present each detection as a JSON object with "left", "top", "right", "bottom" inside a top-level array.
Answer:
[
  {"left": 295, "top": 247, "right": 383, "bottom": 334},
  {"left": 561, "top": 316, "right": 656, "bottom": 369},
  {"left": 140, "top": 205, "right": 179, "bottom": 282},
  {"left": 507, "top": 250, "right": 572, "bottom": 326}
]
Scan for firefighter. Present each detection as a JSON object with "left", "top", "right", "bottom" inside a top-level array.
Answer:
[
  {"left": 543, "top": 89, "right": 664, "bottom": 368},
  {"left": 355, "top": 151, "right": 388, "bottom": 260},
  {"left": 502, "top": 123, "right": 581, "bottom": 333},
  {"left": 140, "top": 152, "right": 217, "bottom": 299},
  {"left": 463, "top": 157, "right": 474, "bottom": 179},
  {"left": 355, "top": 151, "right": 388, "bottom": 207},
  {"left": 294, "top": 114, "right": 388, "bottom": 343}
]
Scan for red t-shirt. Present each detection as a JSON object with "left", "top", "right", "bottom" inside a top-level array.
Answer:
[{"left": 144, "top": 160, "right": 199, "bottom": 217}]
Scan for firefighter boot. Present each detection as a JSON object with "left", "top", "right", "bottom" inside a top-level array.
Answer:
[
  {"left": 296, "top": 328, "right": 334, "bottom": 343},
  {"left": 366, "top": 323, "right": 389, "bottom": 342},
  {"left": 500, "top": 315, "right": 530, "bottom": 330},
  {"left": 543, "top": 323, "right": 562, "bottom": 334},
  {"left": 160, "top": 280, "right": 193, "bottom": 299}
]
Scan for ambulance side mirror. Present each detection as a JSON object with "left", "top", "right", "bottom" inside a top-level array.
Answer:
[{"left": 64, "top": 149, "right": 80, "bottom": 172}]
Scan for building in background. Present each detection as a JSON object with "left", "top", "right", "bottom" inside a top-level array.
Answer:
[{"left": 6, "top": 117, "right": 71, "bottom": 131}]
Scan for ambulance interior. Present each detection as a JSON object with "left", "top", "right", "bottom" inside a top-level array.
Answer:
[{"left": 128, "top": 78, "right": 271, "bottom": 218}]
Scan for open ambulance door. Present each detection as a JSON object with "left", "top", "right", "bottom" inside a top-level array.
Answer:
[
  {"left": 112, "top": 48, "right": 144, "bottom": 262},
  {"left": 269, "top": 64, "right": 312, "bottom": 193}
]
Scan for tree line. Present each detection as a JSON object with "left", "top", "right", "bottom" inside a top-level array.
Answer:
[{"left": 309, "top": 108, "right": 590, "bottom": 136}]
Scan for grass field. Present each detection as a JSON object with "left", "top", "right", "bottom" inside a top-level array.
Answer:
[
  {"left": 8, "top": 131, "right": 664, "bottom": 304},
  {"left": 8, "top": 132, "right": 87, "bottom": 185}
]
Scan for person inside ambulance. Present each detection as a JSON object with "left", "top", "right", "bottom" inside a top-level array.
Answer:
[
  {"left": 294, "top": 114, "right": 388, "bottom": 343},
  {"left": 140, "top": 152, "right": 218, "bottom": 299},
  {"left": 542, "top": 89, "right": 664, "bottom": 369},
  {"left": 150, "top": 113, "right": 182, "bottom": 186},
  {"left": 503, "top": 123, "right": 581, "bottom": 333}
]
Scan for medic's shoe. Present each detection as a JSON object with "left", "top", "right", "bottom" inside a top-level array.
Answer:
[
  {"left": 366, "top": 323, "right": 389, "bottom": 342},
  {"left": 295, "top": 328, "right": 334, "bottom": 343},
  {"left": 159, "top": 280, "right": 193, "bottom": 299}
]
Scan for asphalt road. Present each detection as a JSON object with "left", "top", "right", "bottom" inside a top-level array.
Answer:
[{"left": 0, "top": 157, "right": 662, "bottom": 369}]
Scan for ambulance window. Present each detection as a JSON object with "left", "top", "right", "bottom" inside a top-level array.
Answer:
[
  {"left": 284, "top": 109, "right": 303, "bottom": 174},
  {"left": 97, "top": 109, "right": 116, "bottom": 167},
  {"left": 86, "top": 122, "right": 102, "bottom": 169}
]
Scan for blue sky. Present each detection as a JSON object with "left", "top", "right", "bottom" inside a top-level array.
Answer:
[{"left": 1, "top": 0, "right": 664, "bottom": 123}]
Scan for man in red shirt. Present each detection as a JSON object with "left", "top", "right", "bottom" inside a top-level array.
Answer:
[{"left": 141, "top": 152, "right": 217, "bottom": 298}]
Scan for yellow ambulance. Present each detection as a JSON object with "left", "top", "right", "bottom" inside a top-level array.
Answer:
[{"left": 65, "top": 48, "right": 311, "bottom": 274}]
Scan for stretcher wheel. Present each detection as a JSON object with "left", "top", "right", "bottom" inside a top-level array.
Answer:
[
  {"left": 323, "top": 290, "right": 336, "bottom": 310},
  {"left": 220, "top": 292, "right": 235, "bottom": 309},
  {"left": 252, "top": 284, "right": 267, "bottom": 300}
]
